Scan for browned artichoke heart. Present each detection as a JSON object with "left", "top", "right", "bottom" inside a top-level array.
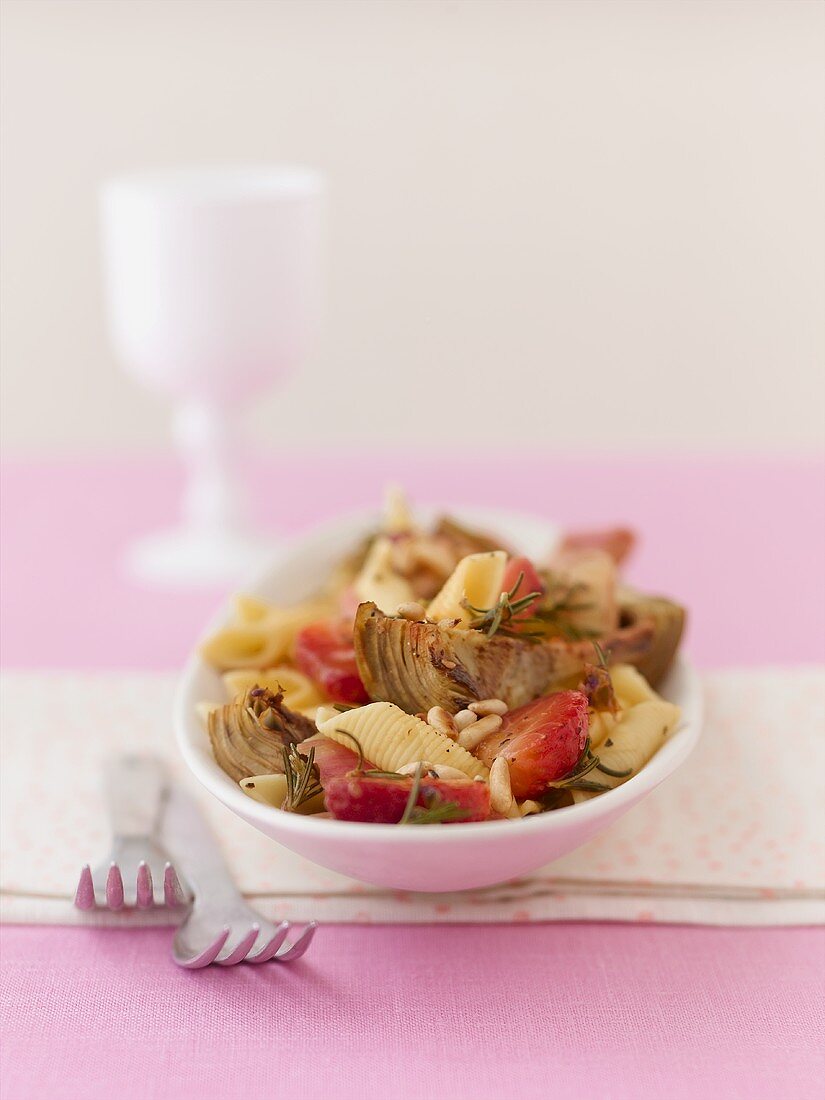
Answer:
[
  {"left": 353, "top": 594, "right": 683, "bottom": 715},
  {"left": 352, "top": 602, "right": 585, "bottom": 713},
  {"left": 208, "top": 687, "right": 316, "bottom": 783},
  {"left": 616, "top": 586, "right": 686, "bottom": 687}
]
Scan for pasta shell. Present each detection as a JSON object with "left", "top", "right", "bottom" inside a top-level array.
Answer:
[{"left": 318, "top": 702, "right": 489, "bottom": 780}]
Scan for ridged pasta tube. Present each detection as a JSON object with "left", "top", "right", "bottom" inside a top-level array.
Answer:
[
  {"left": 610, "top": 664, "right": 660, "bottom": 709},
  {"left": 426, "top": 551, "right": 507, "bottom": 627},
  {"left": 383, "top": 484, "right": 416, "bottom": 536},
  {"left": 318, "top": 702, "right": 489, "bottom": 780},
  {"left": 573, "top": 699, "right": 681, "bottom": 801},
  {"left": 353, "top": 536, "right": 415, "bottom": 614}
]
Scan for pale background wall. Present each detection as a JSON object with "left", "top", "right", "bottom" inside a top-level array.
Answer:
[{"left": 1, "top": 0, "right": 823, "bottom": 455}]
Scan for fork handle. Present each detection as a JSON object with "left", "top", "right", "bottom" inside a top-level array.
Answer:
[
  {"left": 103, "top": 755, "right": 168, "bottom": 839},
  {"left": 161, "top": 786, "right": 242, "bottom": 905}
]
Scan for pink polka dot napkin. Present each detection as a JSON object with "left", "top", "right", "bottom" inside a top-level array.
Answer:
[{"left": 1, "top": 668, "right": 823, "bottom": 925}]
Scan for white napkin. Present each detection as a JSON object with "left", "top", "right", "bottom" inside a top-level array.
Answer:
[{"left": 1, "top": 667, "right": 823, "bottom": 926}]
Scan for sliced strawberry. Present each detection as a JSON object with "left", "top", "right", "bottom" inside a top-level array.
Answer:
[
  {"left": 559, "top": 527, "right": 636, "bottom": 566},
  {"left": 501, "top": 555, "right": 545, "bottom": 619},
  {"left": 298, "top": 736, "right": 375, "bottom": 785},
  {"left": 324, "top": 773, "right": 490, "bottom": 824},
  {"left": 475, "top": 691, "right": 589, "bottom": 800},
  {"left": 294, "top": 620, "right": 370, "bottom": 704}
]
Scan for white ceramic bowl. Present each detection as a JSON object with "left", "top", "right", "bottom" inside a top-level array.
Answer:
[{"left": 176, "top": 507, "right": 703, "bottom": 892}]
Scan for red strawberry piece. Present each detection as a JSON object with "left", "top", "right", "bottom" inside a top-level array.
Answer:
[
  {"left": 475, "top": 690, "right": 589, "bottom": 800},
  {"left": 501, "top": 555, "right": 545, "bottom": 619},
  {"left": 294, "top": 620, "right": 370, "bottom": 704},
  {"left": 324, "top": 773, "right": 490, "bottom": 824}
]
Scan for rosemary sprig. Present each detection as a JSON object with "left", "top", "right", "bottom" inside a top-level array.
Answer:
[
  {"left": 398, "top": 762, "right": 470, "bottom": 824},
  {"left": 547, "top": 736, "right": 602, "bottom": 789},
  {"left": 406, "top": 797, "right": 471, "bottom": 825},
  {"left": 281, "top": 744, "right": 324, "bottom": 812},
  {"left": 462, "top": 570, "right": 543, "bottom": 638},
  {"left": 331, "top": 730, "right": 410, "bottom": 780},
  {"left": 595, "top": 761, "right": 633, "bottom": 778},
  {"left": 398, "top": 763, "right": 425, "bottom": 824},
  {"left": 464, "top": 574, "right": 601, "bottom": 643},
  {"left": 558, "top": 778, "right": 613, "bottom": 792},
  {"left": 334, "top": 729, "right": 365, "bottom": 771}
]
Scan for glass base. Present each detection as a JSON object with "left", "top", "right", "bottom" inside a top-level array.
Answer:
[{"left": 123, "top": 527, "right": 274, "bottom": 587}]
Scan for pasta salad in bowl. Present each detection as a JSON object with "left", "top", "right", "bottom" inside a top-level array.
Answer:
[{"left": 176, "top": 493, "right": 702, "bottom": 891}]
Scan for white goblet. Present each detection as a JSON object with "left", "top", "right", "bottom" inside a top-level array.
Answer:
[{"left": 100, "top": 166, "right": 324, "bottom": 585}]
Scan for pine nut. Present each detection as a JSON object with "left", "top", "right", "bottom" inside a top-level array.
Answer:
[
  {"left": 438, "top": 618, "right": 460, "bottom": 629},
  {"left": 457, "top": 712, "right": 502, "bottom": 751},
  {"left": 469, "top": 698, "right": 508, "bottom": 717},
  {"left": 427, "top": 706, "right": 458, "bottom": 738},
  {"left": 489, "top": 756, "right": 519, "bottom": 817},
  {"left": 519, "top": 800, "right": 542, "bottom": 816},
  {"left": 396, "top": 601, "right": 426, "bottom": 621},
  {"left": 454, "top": 709, "right": 478, "bottom": 731}
]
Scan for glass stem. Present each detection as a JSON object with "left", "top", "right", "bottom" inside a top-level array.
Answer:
[{"left": 173, "top": 400, "right": 245, "bottom": 535}]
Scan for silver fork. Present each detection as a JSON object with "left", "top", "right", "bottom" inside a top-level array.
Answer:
[
  {"left": 74, "top": 756, "right": 189, "bottom": 910},
  {"left": 163, "top": 786, "right": 317, "bottom": 968}
]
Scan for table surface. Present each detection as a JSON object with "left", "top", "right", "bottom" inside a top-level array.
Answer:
[{"left": 2, "top": 455, "right": 824, "bottom": 1100}]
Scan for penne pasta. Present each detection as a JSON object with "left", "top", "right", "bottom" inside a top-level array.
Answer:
[
  {"left": 353, "top": 536, "right": 415, "bottom": 614},
  {"left": 610, "top": 664, "right": 660, "bottom": 709},
  {"left": 425, "top": 550, "right": 507, "bottom": 626},
  {"left": 573, "top": 699, "right": 681, "bottom": 801},
  {"left": 383, "top": 484, "right": 417, "bottom": 536}
]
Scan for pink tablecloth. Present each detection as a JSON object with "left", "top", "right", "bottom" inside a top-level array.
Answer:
[{"left": 2, "top": 455, "right": 824, "bottom": 1100}]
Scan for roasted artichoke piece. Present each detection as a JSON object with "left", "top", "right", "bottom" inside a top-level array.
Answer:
[
  {"left": 354, "top": 603, "right": 583, "bottom": 713},
  {"left": 208, "top": 687, "right": 316, "bottom": 783},
  {"left": 353, "top": 602, "right": 668, "bottom": 715},
  {"left": 617, "top": 587, "right": 686, "bottom": 687}
]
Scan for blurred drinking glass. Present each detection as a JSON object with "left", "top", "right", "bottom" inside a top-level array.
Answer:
[{"left": 100, "top": 166, "right": 324, "bottom": 585}]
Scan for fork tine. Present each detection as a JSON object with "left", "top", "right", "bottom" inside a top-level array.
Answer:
[
  {"left": 163, "top": 863, "right": 187, "bottom": 908},
  {"left": 105, "top": 863, "right": 124, "bottom": 910},
  {"left": 216, "top": 925, "right": 261, "bottom": 967},
  {"left": 274, "top": 921, "right": 318, "bottom": 963},
  {"left": 74, "top": 864, "right": 96, "bottom": 910},
  {"left": 247, "top": 921, "right": 290, "bottom": 964},
  {"left": 135, "top": 861, "right": 154, "bottom": 908},
  {"left": 174, "top": 927, "right": 231, "bottom": 969}
]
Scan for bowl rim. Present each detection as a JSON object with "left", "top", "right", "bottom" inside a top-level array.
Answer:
[{"left": 175, "top": 506, "right": 703, "bottom": 845}]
